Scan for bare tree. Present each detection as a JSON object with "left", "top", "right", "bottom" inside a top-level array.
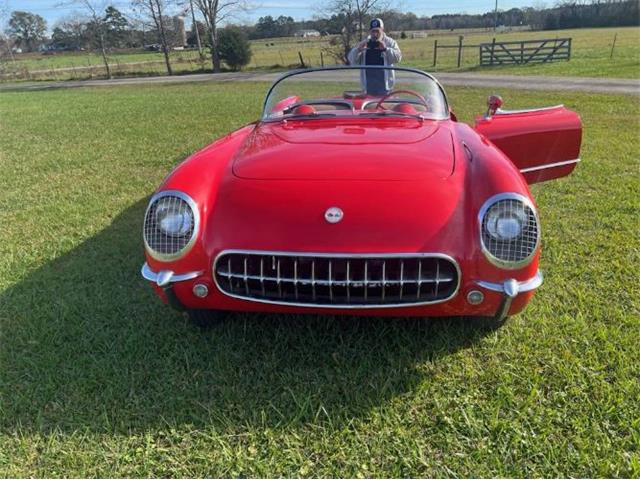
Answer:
[
  {"left": 0, "top": 0, "right": 15, "bottom": 62},
  {"left": 62, "top": 0, "right": 112, "bottom": 78},
  {"left": 192, "top": 0, "right": 247, "bottom": 73},
  {"left": 324, "top": 0, "right": 389, "bottom": 64},
  {"left": 133, "top": 0, "right": 173, "bottom": 75}
]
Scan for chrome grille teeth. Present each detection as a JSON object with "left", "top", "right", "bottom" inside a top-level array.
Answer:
[{"left": 215, "top": 252, "right": 459, "bottom": 307}]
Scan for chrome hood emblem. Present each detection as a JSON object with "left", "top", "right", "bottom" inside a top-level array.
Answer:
[{"left": 325, "top": 207, "right": 343, "bottom": 224}]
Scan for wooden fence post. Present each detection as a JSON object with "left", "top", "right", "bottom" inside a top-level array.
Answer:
[
  {"left": 457, "top": 35, "right": 463, "bottom": 68},
  {"left": 490, "top": 37, "right": 496, "bottom": 66},
  {"left": 298, "top": 51, "right": 306, "bottom": 68},
  {"left": 433, "top": 39, "right": 438, "bottom": 67},
  {"left": 610, "top": 34, "right": 617, "bottom": 59},
  {"left": 320, "top": 50, "right": 324, "bottom": 67}
]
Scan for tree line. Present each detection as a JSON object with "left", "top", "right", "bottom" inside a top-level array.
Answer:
[{"left": 246, "top": 0, "right": 638, "bottom": 40}]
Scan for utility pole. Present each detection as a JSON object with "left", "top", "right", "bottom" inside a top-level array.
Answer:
[
  {"left": 189, "top": 0, "right": 203, "bottom": 59},
  {"left": 493, "top": 0, "right": 498, "bottom": 31}
]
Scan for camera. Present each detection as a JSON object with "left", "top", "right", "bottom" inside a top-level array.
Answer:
[{"left": 367, "top": 39, "right": 382, "bottom": 50}]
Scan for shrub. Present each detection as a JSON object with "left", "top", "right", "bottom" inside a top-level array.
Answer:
[{"left": 218, "top": 28, "right": 252, "bottom": 71}]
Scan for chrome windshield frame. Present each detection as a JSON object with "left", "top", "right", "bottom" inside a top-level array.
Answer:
[{"left": 261, "top": 66, "right": 450, "bottom": 121}]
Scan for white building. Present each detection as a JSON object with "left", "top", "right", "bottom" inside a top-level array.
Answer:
[{"left": 294, "top": 29, "right": 320, "bottom": 38}]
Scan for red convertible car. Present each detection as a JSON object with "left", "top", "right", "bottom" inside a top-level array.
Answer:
[{"left": 141, "top": 66, "right": 581, "bottom": 329}]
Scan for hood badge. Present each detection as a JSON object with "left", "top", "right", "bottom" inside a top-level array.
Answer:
[{"left": 325, "top": 207, "right": 343, "bottom": 224}]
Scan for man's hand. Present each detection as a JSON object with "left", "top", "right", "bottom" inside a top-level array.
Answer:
[{"left": 357, "top": 39, "right": 368, "bottom": 52}]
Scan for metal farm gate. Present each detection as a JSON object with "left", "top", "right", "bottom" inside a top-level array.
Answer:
[{"left": 479, "top": 38, "right": 572, "bottom": 66}]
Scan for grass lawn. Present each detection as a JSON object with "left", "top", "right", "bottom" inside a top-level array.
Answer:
[
  {"left": 0, "top": 81, "right": 638, "bottom": 477},
  {"left": 3, "top": 26, "right": 639, "bottom": 81}
]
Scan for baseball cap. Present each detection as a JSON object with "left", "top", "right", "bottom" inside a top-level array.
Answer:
[{"left": 370, "top": 18, "right": 384, "bottom": 30}]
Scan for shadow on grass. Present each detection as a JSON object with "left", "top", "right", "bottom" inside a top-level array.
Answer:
[{"left": 0, "top": 198, "right": 490, "bottom": 434}]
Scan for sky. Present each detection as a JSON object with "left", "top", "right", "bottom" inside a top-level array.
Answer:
[{"left": 3, "top": 0, "right": 541, "bottom": 29}]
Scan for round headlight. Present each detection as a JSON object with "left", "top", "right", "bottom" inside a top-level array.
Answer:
[
  {"left": 479, "top": 193, "right": 539, "bottom": 269},
  {"left": 485, "top": 207, "right": 527, "bottom": 240},
  {"left": 143, "top": 191, "right": 199, "bottom": 260},
  {"left": 155, "top": 198, "right": 194, "bottom": 237}
]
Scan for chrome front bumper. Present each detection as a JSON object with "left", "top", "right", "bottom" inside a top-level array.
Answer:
[{"left": 141, "top": 262, "right": 543, "bottom": 320}]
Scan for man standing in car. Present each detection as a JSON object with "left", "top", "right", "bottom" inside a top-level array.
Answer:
[{"left": 348, "top": 18, "right": 403, "bottom": 95}]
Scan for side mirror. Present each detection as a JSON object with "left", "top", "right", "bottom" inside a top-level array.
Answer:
[{"left": 486, "top": 95, "right": 504, "bottom": 118}]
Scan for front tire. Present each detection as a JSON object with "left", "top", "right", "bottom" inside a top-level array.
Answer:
[{"left": 186, "top": 309, "right": 229, "bottom": 328}]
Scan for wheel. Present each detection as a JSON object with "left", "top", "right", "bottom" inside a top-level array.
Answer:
[
  {"left": 467, "top": 315, "right": 509, "bottom": 331},
  {"left": 186, "top": 309, "right": 229, "bottom": 328}
]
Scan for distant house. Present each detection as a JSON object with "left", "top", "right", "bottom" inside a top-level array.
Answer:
[{"left": 294, "top": 29, "right": 320, "bottom": 38}]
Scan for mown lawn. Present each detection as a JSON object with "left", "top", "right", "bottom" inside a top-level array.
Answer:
[{"left": 0, "top": 82, "right": 638, "bottom": 477}]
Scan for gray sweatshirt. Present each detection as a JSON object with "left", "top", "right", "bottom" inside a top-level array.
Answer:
[{"left": 347, "top": 34, "right": 403, "bottom": 91}]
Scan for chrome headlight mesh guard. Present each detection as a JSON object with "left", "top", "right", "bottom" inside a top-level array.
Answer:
[
  {"left": 143, "top": 190, "right": 200, "bottom": 261},
  {"left": 478, "top": 192, "right": 540, "bottom": 269}
]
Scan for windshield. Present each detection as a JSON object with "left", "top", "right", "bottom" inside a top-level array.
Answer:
[{"left": 262, "top": 66, "right": 449, "bottom": 122}]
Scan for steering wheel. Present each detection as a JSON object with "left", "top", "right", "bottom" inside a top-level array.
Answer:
[{"left": 375, "top": 89, "right": 429, "bottom": 111}]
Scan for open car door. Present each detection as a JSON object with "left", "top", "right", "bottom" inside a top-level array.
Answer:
[{"left": 475, "top": 102, "right": 582, "bottom": 184}]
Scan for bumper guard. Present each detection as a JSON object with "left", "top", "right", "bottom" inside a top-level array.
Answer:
[
  {"left": 477, "top": 271, "right": 543, "bottom": 322},
  {"left": 141, "top": 262, "right": 203, "bottom": 311}
]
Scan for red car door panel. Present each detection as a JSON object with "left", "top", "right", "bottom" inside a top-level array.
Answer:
[{"left": 474, "top": 105, "right": 582, "bottom": 184}]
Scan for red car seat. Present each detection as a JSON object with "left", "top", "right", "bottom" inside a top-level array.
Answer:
[{"left": 292, "top": 105, "right": 317, "bottom": 115}]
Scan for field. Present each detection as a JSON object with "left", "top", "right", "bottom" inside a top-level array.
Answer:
[
  {"left": 1, "top": 26, "right": 639, "bottom": 81},
  {"left": 0, "top": 81, "right": 639, "bottom": 477}
]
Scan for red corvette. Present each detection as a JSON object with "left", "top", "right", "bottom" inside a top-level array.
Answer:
[{"left": 141, "top": 66, "right": 582, "bottom": 328}]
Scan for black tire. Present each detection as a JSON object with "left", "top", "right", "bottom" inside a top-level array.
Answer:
[
  {"left": 467, "top": 315, "right": 509, "bottom": 331},
  {"left": 186, "top": 309, "right": 229, "bottom": 328}
]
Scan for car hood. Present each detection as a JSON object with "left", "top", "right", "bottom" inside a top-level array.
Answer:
[
  {"left": 232, "top": 119, "right": 455, "bottom": 181},
  {"left": 207, "top": 174, "right": 468, "bottom": 255}
]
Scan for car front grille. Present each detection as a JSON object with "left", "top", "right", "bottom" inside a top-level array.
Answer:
[{"left": 214, "top": 251, "right": 460, "bottom": 308}]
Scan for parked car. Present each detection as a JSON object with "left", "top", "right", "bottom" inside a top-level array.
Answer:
[{"left": 141, "top": 66, "right": 582, "bottom": 329}]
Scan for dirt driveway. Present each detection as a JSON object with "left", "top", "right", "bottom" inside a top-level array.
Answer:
[{"left": 1, "top": 70, "right": 638, "bottom": 95}]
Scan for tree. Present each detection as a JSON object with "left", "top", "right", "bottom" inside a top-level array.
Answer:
[
  {"left": 255, "top": 15, "right": 276, "bottom": 38},
  {"left": 218, "top": 27, "right": 251, "bottom": 70},
  {"left": 103, "top": 6, "right": 129, "bottom": 48},
  {"left": 51, "top": 17, "right": 87, "bottom": 50},
  {"left": 192, "top": 0, "right": 248, "bottom": 73},
  {"left": 5, "top": 11, "right": 47, "bottom": 52},
  {"left": 276, "top": 15, "right": 295, "bottom": 37},
  {"left": 61, "top": 1, "right": 113, "bottom": 78},
  {"left": 133, "top": 0, "right": 174, "bottom": 75},
  {"left": 0, "top": 1, "right": 15, "bottom": 61},
  {"left": 324, "top": 0, "right": 388, "bottom": 64}
]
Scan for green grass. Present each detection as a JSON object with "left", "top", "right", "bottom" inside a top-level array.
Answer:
[
  {"left": 0, "top": 82, "right": 639, "bottom": 477},
  {"left": 2, "top": 25, "right": 639, "bottom": 81}
]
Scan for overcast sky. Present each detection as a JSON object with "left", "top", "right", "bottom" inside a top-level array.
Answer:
[{"left": 4, "top": 0, "right": 541, "bottom": 28}]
